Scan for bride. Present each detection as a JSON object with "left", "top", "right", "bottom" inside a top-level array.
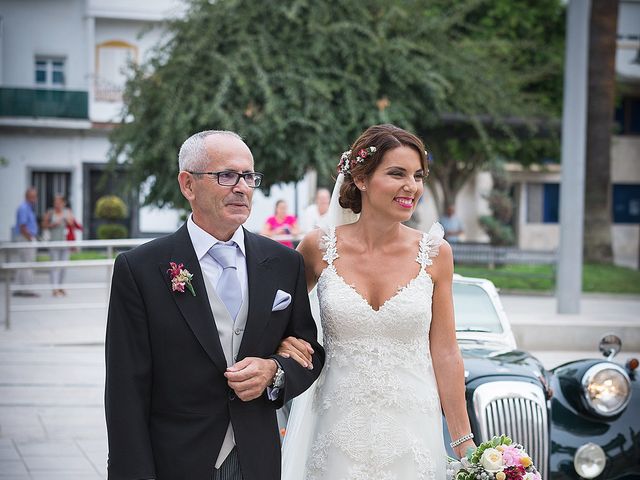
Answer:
[{"left": 278, "top": 124, "right": 475, "bottom": 479}]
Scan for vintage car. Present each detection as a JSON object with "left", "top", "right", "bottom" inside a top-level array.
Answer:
[
  {"left": 283, "top": 275, "right": 639, "bottom": 479},
  {"left": 446, "top": 275, "right": 639, "bottom": 479}
]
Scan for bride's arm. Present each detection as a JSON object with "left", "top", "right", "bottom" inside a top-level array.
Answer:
[
  {"left": 429, "top": 241, "right": 477, "bottom": 458},
  {"left": 296, "top": 229, "right": 324, "bottom": 293},
  {"left": 276, "top": 229, "right": 325, "bottom": 368}
]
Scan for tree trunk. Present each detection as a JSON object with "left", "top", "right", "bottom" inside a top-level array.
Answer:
[{"left": 584, "top": 0, "right": 618, "bottom": 264}]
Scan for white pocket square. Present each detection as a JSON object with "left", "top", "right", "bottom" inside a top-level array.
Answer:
[{"left": 272, "top": 289, "right": 292, "bottom": 312}]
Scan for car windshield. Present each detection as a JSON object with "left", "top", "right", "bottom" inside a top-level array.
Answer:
[{"left": 453, "top": 282, "right": 503, "bottom": 334}]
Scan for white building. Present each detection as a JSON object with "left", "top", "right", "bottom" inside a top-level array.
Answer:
[
  {"left": 1, "top": 0, "right": 638, "bottom": 267},
  {"left": 0, "top": 0, "right": 309, "bottom": 241},
  {"left": 504, "top": 0, "right": 640, "bottom": 268}
]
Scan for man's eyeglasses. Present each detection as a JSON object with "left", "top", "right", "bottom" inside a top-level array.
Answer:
[{"left": 188, "top": 170, "right": 264, "bottom": 188}]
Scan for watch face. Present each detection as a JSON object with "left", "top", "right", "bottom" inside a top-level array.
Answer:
[{"left": 274, "top": 368, "right": 284, "bottom": 388}]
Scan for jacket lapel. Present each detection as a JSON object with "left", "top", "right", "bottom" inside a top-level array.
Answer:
[
  {"left": 161, "top": 224, "right": 227, "bottom": 373},
  {"left": 238, "top": 229, "right": 278, "bottom": 360}
]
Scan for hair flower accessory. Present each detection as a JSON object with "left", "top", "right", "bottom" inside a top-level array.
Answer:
[
  {"left": 447, "top": 435, "right": 541, "bottom": 480},
  {"left": 337, "top": 146, "right": 377, "bottom": 175},
  {"left": 167, "top": 262, "right": 196, "bottom": 296}
]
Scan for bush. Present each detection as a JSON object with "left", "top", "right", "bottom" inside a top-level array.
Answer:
[
  {"left": 97, "top": 223, "right": 128, "bottom": 239},
  {"left": 479, "top": 216, "right": 514, "bottom": 246},
  {"left": 95, "top": 195, "right": 127, "bottom": 220},
  {"left": 480, "top": 162, "right": 515, "bottom": 246}
]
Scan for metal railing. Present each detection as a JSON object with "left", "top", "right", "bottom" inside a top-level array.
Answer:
[
  {"left": 451, "top": 244, "right": 557, "bottom": 266},
  {"left": 0, "top": 234, "right": 305, "bottom": 329},
  {"left": 0, "top": 87, "right": 89, "bottom": 119},
  {"left": 0, "top": 238, "right": 152, "bottom": 329}
]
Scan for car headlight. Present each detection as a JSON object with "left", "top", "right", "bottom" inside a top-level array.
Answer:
[
  {"left": 581, "top": 363, "right": 631, "bottom": 416},
  {"left": 574, "top": 443, "right": 606, "bottom": 478}
]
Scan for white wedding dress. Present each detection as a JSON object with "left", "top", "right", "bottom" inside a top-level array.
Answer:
[{"left": 282, "top": 223, "right": 447, "bottom": 480}]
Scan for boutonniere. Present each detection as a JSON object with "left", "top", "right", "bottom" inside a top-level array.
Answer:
[{"left": 167, "top": 262, "right": 196, "bottom": 296}]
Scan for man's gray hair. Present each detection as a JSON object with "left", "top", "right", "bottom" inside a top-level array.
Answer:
[{"left": 178, "top": 130, "right": 243, "bottom": 172}]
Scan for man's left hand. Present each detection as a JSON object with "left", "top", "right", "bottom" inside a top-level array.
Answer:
[{"left": 225, "top": 357, "right": 278, "bottom": 401}]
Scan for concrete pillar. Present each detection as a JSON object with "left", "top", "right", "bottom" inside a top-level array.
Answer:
[{"left": 557, "top": 0, "right": 590, "bottom": 314}]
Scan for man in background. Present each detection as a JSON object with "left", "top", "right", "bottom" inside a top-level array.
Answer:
[
  {"left": 13, "top": 187, "right": 39, "bottom": 297},
  {"left": 440, "top": 204, "right": 464, "bottom": 243},
  {"left": 301, "top": 187, "right": 330, "bottom": 232}
]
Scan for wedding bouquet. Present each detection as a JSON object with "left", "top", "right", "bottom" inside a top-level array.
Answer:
[{"left": 447, "top": 435, "right": 542, "bottom": 480}]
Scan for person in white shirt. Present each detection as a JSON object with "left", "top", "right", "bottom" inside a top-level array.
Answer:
[{"left": 301, "top": 188, "right": 331, "bottom": 232}]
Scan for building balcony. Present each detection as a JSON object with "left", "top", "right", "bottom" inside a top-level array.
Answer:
[{"left": 0, "top": 87, "right": 89, "bottom": 120}]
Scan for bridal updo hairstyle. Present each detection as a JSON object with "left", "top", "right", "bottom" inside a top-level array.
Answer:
[{"left": 339, "top": 124, "right": 428, "bottom": 214}]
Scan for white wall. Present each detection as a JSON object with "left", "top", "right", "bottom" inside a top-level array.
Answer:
[
  {"left": 509, "top": 135, "right": 639, "bottom": 267},
  {"left": 419, "top": 171, "right": 492, "bottom": 239},
  {"left": 0, "top": 0, "right": 87, "bottom": 89},
  {"left": 88, "top": 0, "right": 185, "bottom": 21},
  {"left": 611, "top": 136, "right": 640, "bottom": 183},
  {"left": 0, "top": 130, "right": 111, "bottom": 240},
  {"left": 617, "top": 1, "right": 640, "bottom": 81},
  {"left": 91, "top": 17, "right": 170, "bottom": 122}
]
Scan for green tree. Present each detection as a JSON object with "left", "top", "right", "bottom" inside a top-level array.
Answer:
[
  {"left": 110, "top": 0, "right": 562, "bottom": 211},
  {"left": 421, "top": 0, "right": 564, "bottom": 211}
]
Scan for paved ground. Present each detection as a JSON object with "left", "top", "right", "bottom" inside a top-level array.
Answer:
[{"left": 0, "top": 268, "right": 638, "bottom": 479}]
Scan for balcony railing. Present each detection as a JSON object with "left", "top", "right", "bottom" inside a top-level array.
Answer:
[{"left": 0, "top": 87, "right": 88, "bottom": 119}]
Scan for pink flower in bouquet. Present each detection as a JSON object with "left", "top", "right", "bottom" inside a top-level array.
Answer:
[
  {"left": 447, "top": 435, "right": 541, "bottom": 480},
  {"left": 501, "top": 445, "right": 524, "bottom": 467}
]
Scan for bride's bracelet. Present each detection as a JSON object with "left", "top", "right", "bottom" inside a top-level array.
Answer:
[{"left": 450, "top": 433, "right": 474, "bottom": 448}]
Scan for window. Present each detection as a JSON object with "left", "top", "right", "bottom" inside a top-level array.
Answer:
[
  {"left": 31, "top": 171, "right": 72, "bottom": 217},
  {"left": 526, "top": 183, "right": 560, "bottom": 223},
  {"left": 95, "top": 40, "right": 137, "bottom": 102},
  {"left": 613, "top": 184, "right": 640, "bottom": 223},
  {"left": 34, "top": 57, "right": 65, "bottom": 87}
]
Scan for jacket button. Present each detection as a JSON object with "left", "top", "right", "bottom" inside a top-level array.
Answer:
[{"left": 228, "top": 390, "right": 236, "bottom": 401}]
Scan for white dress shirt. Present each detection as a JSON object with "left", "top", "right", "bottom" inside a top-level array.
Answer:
[
  {"left": 187, "top": 214, "right": 248, "bottom": 299},
  {"left": 187, "top": 214, "right": 282, "bottom": 403}
]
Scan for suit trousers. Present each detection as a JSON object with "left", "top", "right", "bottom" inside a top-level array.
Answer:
[{"left": 212, "top": 447, "right": 243, "bottom": 480}]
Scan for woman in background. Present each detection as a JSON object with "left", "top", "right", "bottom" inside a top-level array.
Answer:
[
  {"left": 261, "top": 199, "right": 300, "bottom": 248},
  {"left": 42, "top": 194, "right": 79, "bottom": 296}
]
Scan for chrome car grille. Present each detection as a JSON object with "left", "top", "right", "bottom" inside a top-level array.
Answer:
[{"left": 473, "top": 381, "right": 549, "bottom": 479}]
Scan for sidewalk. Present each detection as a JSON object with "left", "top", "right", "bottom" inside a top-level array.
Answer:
[
  {"left": 500, "top": 292, "right": 640, "bottom": 351},
  {"left": 0, "top": 271, "right": 106, "bottom": 479},
  {"left": 0, "top": 273, "right": 638, "bottom": 479}
]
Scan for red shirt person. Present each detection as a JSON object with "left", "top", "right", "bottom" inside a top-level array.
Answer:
[{"left": 261, "top": 199, "right": 299, "bottom": 248}]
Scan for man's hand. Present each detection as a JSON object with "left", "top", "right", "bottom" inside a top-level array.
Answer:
[
  {"left": 224, "top": 357, "right": 278, "bottom": 401},
  {"left": 277, "top": 336, "right": 314, "bottom": 370}
]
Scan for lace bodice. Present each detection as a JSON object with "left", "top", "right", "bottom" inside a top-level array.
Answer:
[
  {"left": 317, "top": 223, "right": 443, "bottom": 376},
  {"left": 302, "top": 223, "right": 446, "bottom": 480}
]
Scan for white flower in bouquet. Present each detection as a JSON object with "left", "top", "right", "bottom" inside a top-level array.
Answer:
[
  {"left": 480, "top": 448, "right": 505, "bottom": 473},
  {"left": 446, "top": 435, "right": 542, "bottom": 480}
]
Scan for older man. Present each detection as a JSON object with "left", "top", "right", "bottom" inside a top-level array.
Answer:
[
  {"left": 301, "top": 187, "right": 331, "bottom": 232},
  {"left": 13, "top": 187, "right": 39, "bottom": 297},
  {"left": 105, "top": 130, "right": 324, "bottom": 480}
]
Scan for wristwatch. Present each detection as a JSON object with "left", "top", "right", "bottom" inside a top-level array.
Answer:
[{"left": 271, "top": 359, "right": 285, "bottom": 389}]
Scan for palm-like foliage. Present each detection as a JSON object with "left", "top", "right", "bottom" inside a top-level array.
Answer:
[{"left": 109, "top": 0, "right": 563, "bottom": 211}]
